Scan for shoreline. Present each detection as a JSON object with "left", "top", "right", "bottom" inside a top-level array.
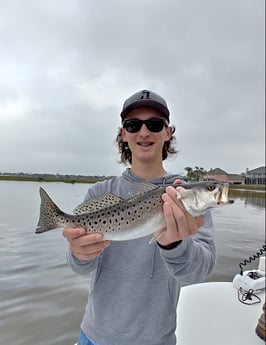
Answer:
[
  {"left": 0, "top": 175, "right": 265, "bottom": 189},
  {"left": 1, "top": 176, "right": 265, "bottom": 197},
  {"left": 0, "top": 175, "right": 106, "bottom": 184}
]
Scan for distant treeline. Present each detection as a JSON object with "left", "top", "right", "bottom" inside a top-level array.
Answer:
[{"left": 0, "top": 173, "right": 113, "bottom": 184}]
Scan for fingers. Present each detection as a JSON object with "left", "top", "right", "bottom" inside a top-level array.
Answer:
[
  {"left": 63, "top": 227, "right": 110, "bottom": 261},
  {"left": 63, "top": 226, "right": 87, "bottom": 240},
  {"left": 158, "top": 190, "right": 204, "bottom": 246},
  {"left": 164, "top": 186, "right": 187, "bottom": 213},
  {"left": 174, "top": 178, "right": 183, "bottom": 185},
  {"left": 158, "top": 201, "right": 182, "bottom": 246}
]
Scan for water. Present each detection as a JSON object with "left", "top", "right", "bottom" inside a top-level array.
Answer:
[{"left": 0, "top": 181, "right": 265, "bottom": 345}]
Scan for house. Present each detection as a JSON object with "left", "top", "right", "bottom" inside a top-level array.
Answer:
[
  {"left": 227, "top": 173, "right": 246, "bottom": 184},
  {"left": 204, "top": 168, "right": 245, "bottom": 184},
  {"left": 245, "top": 166, "right": 266, "bottom": 185},
  {"left": 205, "top": 168, "right": 228, "bottom": 182}
]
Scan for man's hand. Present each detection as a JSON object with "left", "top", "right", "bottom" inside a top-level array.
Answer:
[
  {"left": 63, "top": 227, "right": 110, "bottom": 261},
  {"left": 157, "top": 180, "right": 204, "bottom": 248}
]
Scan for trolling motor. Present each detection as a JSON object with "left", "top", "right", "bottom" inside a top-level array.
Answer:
[
  {"left": 233, "top": 255, "right": 265, "bottom": 292},
  {"left": 233, "top": 244, "right": 266, "bottom": 295}
]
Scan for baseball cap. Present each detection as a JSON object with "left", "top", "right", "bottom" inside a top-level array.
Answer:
[{"left": 120, "top": 89, "right": 170, "bottom": 121}]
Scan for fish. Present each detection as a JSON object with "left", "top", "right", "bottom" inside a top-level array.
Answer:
[{"left": 35, "top": 181, "right": 234, "bottom": 241}]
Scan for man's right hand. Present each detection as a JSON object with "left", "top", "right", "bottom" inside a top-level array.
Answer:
[{"left": 63, "top": 227, "right": 110, "bottom": 261}]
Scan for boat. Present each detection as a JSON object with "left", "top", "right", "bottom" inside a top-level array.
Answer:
[{"left": 176, "top": 282, "right": 265, "bottom": 344}]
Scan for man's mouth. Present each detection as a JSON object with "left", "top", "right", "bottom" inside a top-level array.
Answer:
[{"left": 137, "top": 142, "right": 154, "bottom": 147}]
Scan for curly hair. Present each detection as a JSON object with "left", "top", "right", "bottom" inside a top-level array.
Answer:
[{"left": 115, "top": 126, "right": 178, "bottom": 165}]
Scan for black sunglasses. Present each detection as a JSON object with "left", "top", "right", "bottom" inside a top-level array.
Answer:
[{"left": 122, "top": 118, "right": 168, "bottom": 133}]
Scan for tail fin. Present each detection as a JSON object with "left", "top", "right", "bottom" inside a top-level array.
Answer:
[{"left": 35, "top": 187, "right": 64, "bottom": 234}]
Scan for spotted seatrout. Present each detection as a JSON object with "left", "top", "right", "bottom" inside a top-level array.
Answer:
[{"left": 35, "top": 181, "right": 233, "bottom": 240}]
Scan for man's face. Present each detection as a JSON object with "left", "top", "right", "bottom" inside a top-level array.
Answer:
[{"left": 122, "top": 107, "right": 172, "bottom": 165}]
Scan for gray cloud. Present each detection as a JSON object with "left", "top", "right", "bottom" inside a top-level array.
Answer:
[{"left": 0, "top": 0, "right": 264, "bottom": 176}]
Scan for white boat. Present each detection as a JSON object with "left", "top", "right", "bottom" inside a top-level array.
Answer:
[{"left": 176, "top": 281, "right": 265, "bottom": 345}]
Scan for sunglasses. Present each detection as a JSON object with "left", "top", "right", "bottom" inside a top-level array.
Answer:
[{"left": 122, "top": 118, "right": 168, "bottom": 133}]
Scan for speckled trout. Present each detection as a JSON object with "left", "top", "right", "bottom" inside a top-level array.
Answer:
[{"left": 35, "top": 181, "right": 233, "bottom": 240}]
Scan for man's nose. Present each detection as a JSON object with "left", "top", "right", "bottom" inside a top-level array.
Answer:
[{"left": 139, "top": 123, "right": 150, "bottom": 135}]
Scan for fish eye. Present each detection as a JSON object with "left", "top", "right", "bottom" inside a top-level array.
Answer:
[{"left": 207, "top": 185, "right": 216, "bottom": 192}]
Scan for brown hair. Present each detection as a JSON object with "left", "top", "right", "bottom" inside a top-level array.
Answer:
[{"left": 115, "top": 126, "right": 178, "bottom": 165}]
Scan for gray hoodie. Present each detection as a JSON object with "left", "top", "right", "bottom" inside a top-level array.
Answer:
[{"left": 67, "top": 169, "right": 216, "bottom": 345}]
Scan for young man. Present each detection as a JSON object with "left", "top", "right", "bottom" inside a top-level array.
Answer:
[{"left": 63, "top": 90, "right": 216, "bottom": 345}]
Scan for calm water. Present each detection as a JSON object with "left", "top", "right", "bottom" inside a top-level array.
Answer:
[{"left": 0, "top": 181, "right": 265, "bottom": 345}]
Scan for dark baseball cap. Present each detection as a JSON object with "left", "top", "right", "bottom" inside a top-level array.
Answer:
[{"left": 120, "top": 89, "right": 170, "bottom": 121}]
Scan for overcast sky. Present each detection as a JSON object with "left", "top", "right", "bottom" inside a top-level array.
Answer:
[{"left": 0, "top": 0, "right": 264, "bottom": 177}]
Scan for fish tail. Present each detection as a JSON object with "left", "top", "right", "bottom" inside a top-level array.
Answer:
[{"left": 35, "top": 187, "right": 64, "bottom": 234}]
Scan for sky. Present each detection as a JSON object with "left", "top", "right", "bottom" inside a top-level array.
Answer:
[{"left": 0, "top": 0, "right": 265, "bottom": 177}]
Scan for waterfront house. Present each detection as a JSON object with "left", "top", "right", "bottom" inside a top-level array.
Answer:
[
  {"left": 245, "top": 166, "right": 266, "bottom": 185},
  {"left": 204, "top": 168, "right": 245, "bottom": 184}
]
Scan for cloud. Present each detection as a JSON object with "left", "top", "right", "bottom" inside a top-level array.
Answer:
[{"left": 0, "top": 0, "right": 264, "bottom": 176}]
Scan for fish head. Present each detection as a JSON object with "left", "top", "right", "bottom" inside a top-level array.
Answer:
[{"left": 176, "top": 181, "right": 234, "bottom": 216}]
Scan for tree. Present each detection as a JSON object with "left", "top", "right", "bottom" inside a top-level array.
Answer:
[
  {"left": 194, "top": 166, "right": 207, "bottom": 181},
  {"left": 184, "top": 166, "right": 207, "bottom": 181},
  {"left": 184, "top": 167, "right": 194, "bottom": 181}
]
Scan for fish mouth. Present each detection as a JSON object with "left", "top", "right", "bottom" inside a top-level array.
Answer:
[{"left": 216, "top": 183, "right": 234, "bottom": 205}]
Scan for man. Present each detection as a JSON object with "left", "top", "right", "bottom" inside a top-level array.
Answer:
[{"left": 63, "top": 90, "right": 216, "bottom": 345}]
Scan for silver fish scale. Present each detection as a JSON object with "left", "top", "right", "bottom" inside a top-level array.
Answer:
[
  {"left": 74, "top": 193, "right": 124, "bottom": 215},
  {"left": 63, "top": 191, "right": 163, "bottom": 234}
]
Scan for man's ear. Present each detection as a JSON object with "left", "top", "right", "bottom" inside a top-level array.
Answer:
[
  {"left": 121, "top": 128, "right": 128, "bottom": 142},
  {"left": 165, "top": 126, "right": 173, "bottom": 141}
]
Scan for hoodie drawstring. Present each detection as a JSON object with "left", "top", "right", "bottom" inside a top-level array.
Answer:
[{"left": 150, "top": 243, "right": 156, "bottom": 278}]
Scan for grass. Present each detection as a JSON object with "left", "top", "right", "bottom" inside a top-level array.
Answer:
[
  {"left": 229, "top": 183, "right": 265, "bottom": 198},
  {"left": 0, "top": 175, "right": 103, "bottom": 184},
  {"left": 229, "top": 184, "right": 265, "bottom": 191}
]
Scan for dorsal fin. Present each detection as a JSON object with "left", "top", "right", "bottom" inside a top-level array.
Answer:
[
  {"left": 73, "top": 193, "right": 125, "bottom": 215},
  {"left": 127, "top": 182, "right": 160, "bottom": 201}
]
